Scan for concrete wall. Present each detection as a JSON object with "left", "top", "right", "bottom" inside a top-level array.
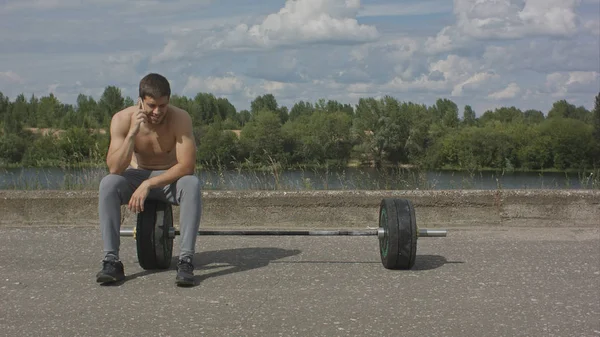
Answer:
[{"left": 0, "top": 189, "right": 598, "bottom": 228}]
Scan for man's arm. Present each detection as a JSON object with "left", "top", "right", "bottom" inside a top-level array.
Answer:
[
  {"left": 106, "top": 110, "right": 136, "bottom": 175},
  {"left": 145, "top": 111, "right": 197, "bottom": 189}
]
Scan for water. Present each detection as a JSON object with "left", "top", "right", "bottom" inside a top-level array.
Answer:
[{"left": 0, "top": 167, "right": 597, "bottom": 190}]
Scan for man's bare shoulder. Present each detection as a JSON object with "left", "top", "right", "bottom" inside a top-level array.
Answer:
[
  {"left": 109, "top": 105, "right": 135, "bottom": 134},
  {"left": 113, "top": 105, "right": 136, "bottom": 122},
  {"left": 168, "top": 105, "right": 193, "bottom": 128}
]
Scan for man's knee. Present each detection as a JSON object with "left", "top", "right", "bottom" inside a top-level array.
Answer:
[
  {"left": 179, "top": 175, "right": 201, "bottom": 192},
  {"left": 99, "top": 174, "right": 127, "bottom": 194},
  {"left": 177, "top": 175, "right": 202, "bottom": 206}
]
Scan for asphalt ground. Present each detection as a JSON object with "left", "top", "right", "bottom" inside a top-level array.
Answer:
[{"left": 0, "top": 226, "right": 598, "bottom": 337}]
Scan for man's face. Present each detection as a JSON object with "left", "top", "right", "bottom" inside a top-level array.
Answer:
[{"left": 141, "top": 95, "right": 170, "bottom": 125}]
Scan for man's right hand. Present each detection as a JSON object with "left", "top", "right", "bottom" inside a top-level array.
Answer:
[{"left": 129, "top": 98, "right": 147, "bottom": 137}]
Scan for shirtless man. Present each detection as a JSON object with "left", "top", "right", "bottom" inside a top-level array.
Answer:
[{"left": 95, "top": 73, "right": 201, "bottom": 287}]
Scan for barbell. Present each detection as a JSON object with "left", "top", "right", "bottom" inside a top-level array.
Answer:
[{"left": 119, "top": 198, "right": 447, "bottom": 270}]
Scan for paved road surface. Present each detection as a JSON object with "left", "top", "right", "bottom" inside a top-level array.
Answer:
[{"left": 0, "top": 226, "right": 598, "bottom": 337}]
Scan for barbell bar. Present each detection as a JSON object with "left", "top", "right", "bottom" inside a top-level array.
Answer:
[
  {"left": 120, "top": 198, "right": 448, "bottom": 271},
  {"left": 119, "top": 228, "right": 448, "bottom": 238}
]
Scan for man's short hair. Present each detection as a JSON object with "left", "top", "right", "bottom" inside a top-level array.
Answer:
[{"left": 139, "top": 73, "right": 171, "bottom": 99}]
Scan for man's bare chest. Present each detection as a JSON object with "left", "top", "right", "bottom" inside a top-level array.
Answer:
[{"left": 134, "top": 129, "right": 176, "bottom": 155}]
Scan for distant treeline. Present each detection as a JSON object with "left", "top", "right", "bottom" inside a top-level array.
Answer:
[{"left": 0, "top": 88, "right": 599, "bottom": 171}]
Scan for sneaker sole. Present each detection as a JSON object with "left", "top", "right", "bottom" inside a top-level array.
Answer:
[
  {"left": 96, "top": 274, "right": 125, "bottom": 284},
  {"left": 175, "top": 278, "right": 195, "bottom": 287}
]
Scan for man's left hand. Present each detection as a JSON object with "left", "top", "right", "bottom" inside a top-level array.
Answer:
[{"left": 129, "top": 181, "right": 151, "bottom": 213}]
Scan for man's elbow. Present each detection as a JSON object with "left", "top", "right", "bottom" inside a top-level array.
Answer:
[
  {"left": 108, "top": 168, "right": 123, "bottom": 175},
  {"left": 181, "top": 161, "right": 196, "bottom": 176},
  {"left": 184, "top": 165, "right": 196, "bottom": 176},
  {"left": 108, "top": 166, "right": 124, "bottom": 175},
  {"left": 106, "top": 160, "right": 124, "bottom": 175}
]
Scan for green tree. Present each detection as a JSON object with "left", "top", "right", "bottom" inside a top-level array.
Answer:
[
  {"left": 75, "top": 94, "right": 100, "bottom": 128},
  {"left": 514, "top": 125, "right": 552, "bottom": 170},
  {"left": 197, "top": 124, "right": 240, "bottom": 168},
  {"left": 57, "top": 127, "right": 105, "bottom": 163},
  {"left": 124, "top": 96, "right": 135, "bottom": 108},
  {"left": 431, "top": 98, "right": 459, "bottom": 128},
  {"left": 21, "top": 135, "right": 63, "bottom": 166},
  {"left": 548, "top": 99, "right": 591, "bottom": 122},
  {"left": 282, "top": 110, "right": 353, "bottom": 167},
  {"left": 238, "top": 110, "right": 251, "bottom": 127},
  {"left": 27, "top": 94, "right": 39, "bottom": 127},
  {"left": 169, "top": 95, "right": 194, "bottom": 116},
  {"left": 0, "top": 92, "right": 9, "bottom": 126},
  {"left": 38, "top": 94, "right": 64, "bottom": 128},
  {"left": 352, "top": 97, "right": 385, "bottom": 166},
  {"left": 591, "top": 93, "right": 600, "bottom": 166},
  {"left": 251, "top": 94, "right": 278, "bottom": 115},
  {"left": 352, "top": 96, "right": 414, "bottom": 167},
  {"left": 193, "top": 92, "right": 220, "bottom": 125},
  {"left": 540, "top": 118, "right": 594, "bottom": 170},
  {"left": 462, "top": 105, "right": 476, "bottom": 126},
  {"left": 523, "top": 109, "right": 544, "bottom": 124},
  {"left": 239, "top": 110, "right": 285, "bottom": 166},
  {"left": 593, "top": 93, "right": 600, "bottom": 142},
  {"left": 289, "top": 101, "right": 314, "bottom": 121},
  {"left": 4, "top": 94, "right": 26, "bottom": 134},
  {"left": 216, "top": 97, "right": 237, "bottom": 122},
  {"left": 480, "top": 106, "right": 523, "bottom": 125},
  {"left": 0, "top": 133, "right": 27, "bottom": 164},
  {"left": 98, "top": 86, "right": 125, "bottom": 127},
  {"left": 403, "top": 102, "right": 433, "bottom": 165}
]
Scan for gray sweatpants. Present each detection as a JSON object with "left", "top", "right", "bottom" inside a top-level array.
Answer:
[{"left": 98, "top": 167, "right": 202, "bottom": 261}]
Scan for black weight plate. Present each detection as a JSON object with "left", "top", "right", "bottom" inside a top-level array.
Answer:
[
  {"left": 378, "top": 198, "right": 417, "bottom": 270},
  {"left": 379, "top": 198, "right": 399, "bottom": 269},
  {"left": 136, "top": 199, "right": 174, "bottom": 270},
  {"left": 394, "top": 198, "right": 417, "bottom": 269}
]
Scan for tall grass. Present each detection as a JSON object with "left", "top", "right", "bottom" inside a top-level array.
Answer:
[{"left": 1, "top": 166, "right": 598, "bottom": 191}]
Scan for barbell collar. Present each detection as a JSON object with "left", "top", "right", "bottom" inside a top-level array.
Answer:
[{"left": 418, "top": 229, "right": 448, "bottom": 237}]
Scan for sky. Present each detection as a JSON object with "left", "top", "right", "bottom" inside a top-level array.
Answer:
[{"left": 0, "top": 0, "right": 599, "bottom": 116}]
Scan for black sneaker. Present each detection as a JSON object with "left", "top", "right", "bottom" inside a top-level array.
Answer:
[
  {"left": 175, "top": 257, "right": 194, "bottom": 287},
  {"left": 96, "top": 259, "right": 125, "bottom": 284}
]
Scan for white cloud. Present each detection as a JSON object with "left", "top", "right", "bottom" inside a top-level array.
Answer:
[
  {"left": 345, "top": 36, "right": 423, "bottom": 83},
  {"left": 358, "top": 1, "right": 453, "bottom": 17},
  {"left": 144, "top": 15, "right": 252, "bottom": 36},
  {"left": 517, "top": 0, "right": 579, "bottom": 34},
  {"left": 0, "top": 0, "right": 84, "bottom": 12},
  {"left": 584, "top": 19, "right": 600, "bottom": 36},
  {"left": 47, "top": 83, "right": 60, "bottom": 95},
  {"left": 206, "top": 0, "right": 379, "bottom": 50},
  {"left": 0, "top": 0, "right": 211, "bottom": 15},
  {"left": 565, "top": 71, "right": 599, "bottom": 86},
  {"left": 429, "top": 54, "right": 478, "bottom": 82},
  {"left": 482, "top": 38, "right": 600, "bottom": 75},
  {"left": 385, "top": 75, "right": 449, "bottom": 93},
  {"left": 545, "top": 71, "right": 600, "bottom": 96},
  {"left": 261, "top": 80, "right": 292, "bottom": 93},
  {"left": 375, "top": 55, "right": 499, "bottom": 97},
  {"left": 0, "top": 71, "right": 24, "bottom": 84},
  {"left": 426, "top": 0, "right": 582, "bottom": 54},
  {"left": 488, "top": 82, "right": 521, "bottom": 99},
  {"left": 452, "top": 72, "right": 498, "bottom": 96},
  {"left": 151, "top": 40, "right": 186, "bottom": 64},
  {"left": 347, "top": 82, "right": 377, "bottom": 94},
  {"left": 464, "top": 0, "right": 579, "bottom": 37},
  {"left": 183, "top": 74, "right": 245, "bottom": 95}
]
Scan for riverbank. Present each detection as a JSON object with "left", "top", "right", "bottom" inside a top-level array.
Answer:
[
  {"left": 1, "top": 189, "right": 598, "bottom": 229},
  {"left": 1, "top": 166, "right": 599, "bottom": 190},
  {"left": 1, "top": 160, "right": 598, "bottom": 174}
]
